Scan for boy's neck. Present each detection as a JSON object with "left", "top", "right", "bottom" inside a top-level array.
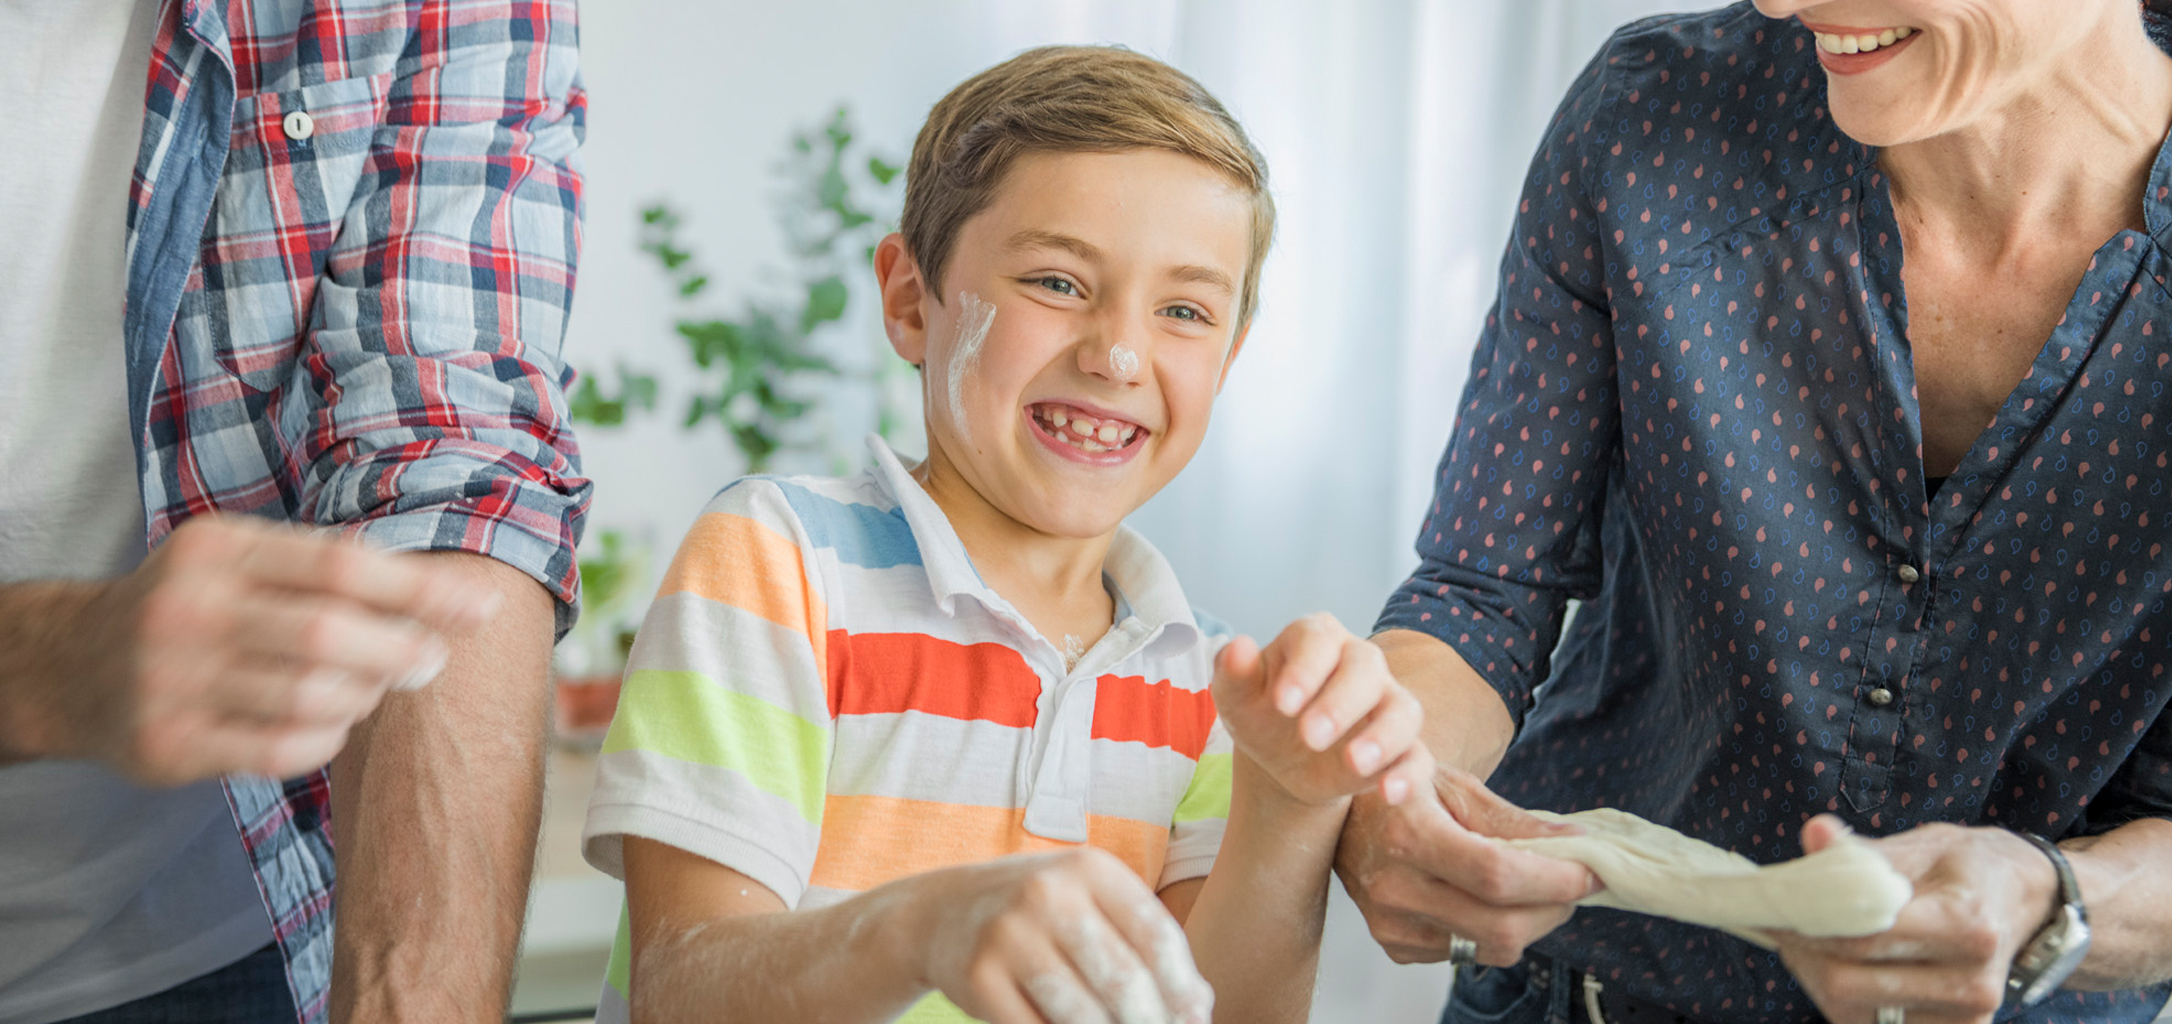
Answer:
[{"left": 910, "top": 438, "right": 1119, "bottom": 651}]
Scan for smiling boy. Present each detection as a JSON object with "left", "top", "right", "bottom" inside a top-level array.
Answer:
[{"left": 582, "top": 46, "right": 1432, "bottom": 1024}]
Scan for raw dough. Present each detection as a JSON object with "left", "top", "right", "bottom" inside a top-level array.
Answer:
[{"left": 1501, "top": 808, "right": 1913, "bottom": 949}]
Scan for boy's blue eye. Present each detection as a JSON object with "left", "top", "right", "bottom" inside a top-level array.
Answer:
[
  {"left": 1162, "top": 305, "right": 1209, "bottom": 324},
  {"left": 1036, "top": 277, "right": 1078, "bottom": 296}
]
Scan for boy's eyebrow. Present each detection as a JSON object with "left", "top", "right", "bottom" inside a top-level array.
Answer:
[
  {"left": 1008, "top": 229, "right": 1236, "bottom": 296},
  {"left": 1005, "top": 229, "right": 1104, "bottom": 262},
  {"left": 1168, "top": 264, "right": 1235, "bottom": 296}
]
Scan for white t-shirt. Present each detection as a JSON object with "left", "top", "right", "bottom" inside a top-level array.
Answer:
[{"left": 0, "top": 0, "right": 274, "bottom": 1020}]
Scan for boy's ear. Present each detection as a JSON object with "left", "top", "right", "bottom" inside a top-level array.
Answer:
[
  {"left": 874, "top": 233, "right": 931, "bottom": 366},
  {"left": 1215, "top": 321, "right": 1252, "bottom": 393}
]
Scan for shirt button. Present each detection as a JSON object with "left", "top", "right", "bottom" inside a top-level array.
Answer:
[
  {"left": 283, "top": 110, "right": 315, "bottom": 141},
  {"left": 1897, "top": 564, "right": 1921, "bottom": 584},
  {"left": 1869, "top": 687, "right": 1895, "bottom": 707}
]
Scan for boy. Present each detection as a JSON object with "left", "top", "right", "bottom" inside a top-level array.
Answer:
[{"left": 582, "top": 45, "right": 1431, "bottom": 1024}]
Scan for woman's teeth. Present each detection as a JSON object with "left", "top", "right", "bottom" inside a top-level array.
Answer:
[
  {"left": 1817, "top": 25, "right": 1912, "bottom": 54},
  {"left": 1037, "top": 405, "right": 1139, "bottom": 454}
]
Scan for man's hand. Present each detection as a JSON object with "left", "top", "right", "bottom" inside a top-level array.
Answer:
[
  {"left": 1214, "top": 613, "right": 1434, "bottom": 807},
  {"left": 1333, "top": 764, "right": 1601, "bottom": 966},
  {"left": 920, "top": 849, "right": 1216, "bottom": 1024},
  {"left": 1775, "top": 815, "right": 2062, "bottom": 1024},
  {"left": 1, "top": 514, "right": 499, "bottom": 784}
]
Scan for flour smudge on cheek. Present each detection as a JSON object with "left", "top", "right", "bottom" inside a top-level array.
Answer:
[{"left": 946, "top": 291, "right": 998, "bottom": 439}]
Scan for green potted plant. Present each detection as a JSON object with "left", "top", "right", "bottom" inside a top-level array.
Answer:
[{"left": 553, "top": 107, "right": 908, "bottom": 739}]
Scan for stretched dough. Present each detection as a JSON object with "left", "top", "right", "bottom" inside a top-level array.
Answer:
[{"left": 1501, "top": 808, "right": 1913, "bottom": 950}]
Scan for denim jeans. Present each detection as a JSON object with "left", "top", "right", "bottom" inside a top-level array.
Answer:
[
  {"left": 1442, "top": 958, "right": 1584, "bottom": 1024},
  {"left": 54, "top": 944, "right": 295, "bottom": 1024}
]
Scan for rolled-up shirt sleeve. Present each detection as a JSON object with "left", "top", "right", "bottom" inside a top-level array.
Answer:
[
  {"left": 1375, "top": 45, "right": 1620, "bottom": 729},
  {"left": 2082, "top": 706, "right": 2172, "bottom": 834},
  {"left": 295, "top": 3, "right": 591, "bottom": 632}
]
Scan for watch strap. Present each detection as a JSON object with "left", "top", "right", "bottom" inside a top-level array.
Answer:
[
  {"left": 2016, "top": 832, "right": 2085, "bottom": 917},
  {"left": 2006, "top": 831, "right": 2091, "bottom": 1005}
]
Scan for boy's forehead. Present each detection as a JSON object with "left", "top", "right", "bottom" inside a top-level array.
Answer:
[{"left": 964, "top": 149, "right": 1252, "bottom": 281}]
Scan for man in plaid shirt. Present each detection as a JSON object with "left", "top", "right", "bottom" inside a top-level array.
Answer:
[{"left": 0, "top": 1, "right": 588, "bottom": 1022}]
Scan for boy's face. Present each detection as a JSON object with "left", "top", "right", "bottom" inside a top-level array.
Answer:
[{"left": 884, "top": 149, "right": 1254, "bottom": 540}]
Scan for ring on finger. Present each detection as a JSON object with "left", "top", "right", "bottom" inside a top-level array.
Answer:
[
  {"left": 1447, "top": 934, "right": 1479, "bottom": 967},
  {"left": 1876, "top": 1007, "right": 1905, "bottom": 1024}
]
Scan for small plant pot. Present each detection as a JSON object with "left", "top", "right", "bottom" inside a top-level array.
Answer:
[{"left": 552, "top": 674, "right": 624, "bottom": 750}]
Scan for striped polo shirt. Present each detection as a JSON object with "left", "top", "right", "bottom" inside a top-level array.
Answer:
[{"left": 582, "top": 436, "right": 1233, "bottom": 1024}]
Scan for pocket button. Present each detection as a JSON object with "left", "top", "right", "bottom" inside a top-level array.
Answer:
[{"left": 282, "top": 110, "right": 315, "bottom": 141}]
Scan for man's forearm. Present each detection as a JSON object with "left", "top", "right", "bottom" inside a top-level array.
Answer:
[
  {"left": 327, "top": 552, "right": 555, "bottom": 1023},
  {"left": 1372, "top": 628, "right": 1518, "bottom": 778},
  {"left": 1182, "top": 753, "right": 1350, "bottom": 1024},
  {"left": 0, "top": 580, "right": 101, "bottom": 766},
  {"left": 2064, "top": 816, "right": 2172, "bottom": 990}
]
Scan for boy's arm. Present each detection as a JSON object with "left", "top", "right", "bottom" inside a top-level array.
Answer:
[
  {"left": 624, "top": 836, "right": 1215, "bottom": 1024},
  {"left": 1176, "top": 620, "right": 1437, "bottom": 1024},
  {"left": 1165, "top": 754, "right": 1351, "bottom": 1024},
  {"left": 622, "top": 837, "right": 924, "bottom": 1024}
]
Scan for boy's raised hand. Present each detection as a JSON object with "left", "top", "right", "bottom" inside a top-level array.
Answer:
[{"left": 1212, "top": 613, "right": 1433, "bottom": 807}]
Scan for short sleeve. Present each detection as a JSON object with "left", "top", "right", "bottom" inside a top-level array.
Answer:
[
  {"left": 582, "top": 479, "right": 834, "bottom": 909},
  {"left": 1374, "top": 38, "right": 1622, "bottom": 730},
  {"left": 1160, "top": 713, "right": 1232, "bottom": 891}
]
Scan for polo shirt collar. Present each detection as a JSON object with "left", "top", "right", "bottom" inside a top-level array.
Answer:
[{"left": 863, "top": 435, "right": 1204, "bottom": 657}]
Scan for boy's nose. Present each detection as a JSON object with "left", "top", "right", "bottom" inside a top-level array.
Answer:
[{"left": 1078, "top": 316, "right": 1149, "bottom": 385}]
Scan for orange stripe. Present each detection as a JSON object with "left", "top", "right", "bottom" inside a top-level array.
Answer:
[
  {"left": 827, "top": 632, "right": 1042, "bottom": 727},
  {"left": 808, "top": 795, "right": 1168, "bottom": 892},
  {"left": 1091, "top": 675, "right": 1218, "bottom": 760},
  {"left": 658, "top": 512, "right": 828, "bottom": 679}
]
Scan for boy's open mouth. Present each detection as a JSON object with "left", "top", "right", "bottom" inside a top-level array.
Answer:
[{"left": 1028, "top": 402, "right": 1148, "bottom": 456}]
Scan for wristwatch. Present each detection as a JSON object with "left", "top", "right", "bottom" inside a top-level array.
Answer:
[{"left": 2006, "top": 832, "right": 2091, "bottom": 1005}]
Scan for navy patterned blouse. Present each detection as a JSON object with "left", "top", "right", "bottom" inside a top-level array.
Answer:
[{"left": 1379, "top": 4, "right": 2172, "bottom": 1020}]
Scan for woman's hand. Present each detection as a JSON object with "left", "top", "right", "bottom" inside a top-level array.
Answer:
[
  {"left": 1213, "top": 614, "right": 1435, "bottom": 807},
  {"left": 1775, "top": 815, "right": 2063, "bottom": 1024},
  {"left": 1333, "top": 763, "right": 1602, "bottom": 966},
  {"left": 920, "top": 848, "right": 1215, "bottom": 1024}
]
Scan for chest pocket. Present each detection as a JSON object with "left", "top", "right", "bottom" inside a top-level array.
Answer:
[{"left": 184, "top": 72, "right": 391, "bottom": 392}]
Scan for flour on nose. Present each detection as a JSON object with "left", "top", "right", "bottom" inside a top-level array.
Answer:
[{"left": 1109, "top": 343, "right": 1141, "bottom": 382}]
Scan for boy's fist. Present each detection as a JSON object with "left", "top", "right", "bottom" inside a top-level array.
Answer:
[{"left": 1211, "top": 613, "right": 1433, "bottom": 807}]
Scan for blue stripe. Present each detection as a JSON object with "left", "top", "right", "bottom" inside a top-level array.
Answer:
[{"left": 765, "top": 479, "right": 924, "bottom": 570}]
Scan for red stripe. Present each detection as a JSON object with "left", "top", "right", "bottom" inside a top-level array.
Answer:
[
  {"left": 827, "top": 631, "right": 1043, "bottom": 728},
  {"left": 1091, "top": 675, "right": 1217, "bottom": 759}
]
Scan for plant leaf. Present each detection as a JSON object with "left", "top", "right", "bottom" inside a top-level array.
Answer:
[{"left": 800, "top": 275, "right": 848, "bottom": 331}]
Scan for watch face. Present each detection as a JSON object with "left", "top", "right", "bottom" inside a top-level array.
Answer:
[{"left": 2016, "top": 905, "right": 2093, "bottom": 1005}]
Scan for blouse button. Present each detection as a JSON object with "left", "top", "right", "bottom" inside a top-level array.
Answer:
[
  {"left": 1897, "top": 564, "right": 1921, "bottom": 584},
  {"left": 283, "top": 110, "right": 316, "bottom": 141},
  {"left": 1868, "top": 687, "right": 1895, "bottom": 708}
]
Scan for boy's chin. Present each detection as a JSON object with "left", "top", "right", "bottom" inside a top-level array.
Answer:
[{"left": 1012, "top": 502, "right": 1132, "bottom": 541}]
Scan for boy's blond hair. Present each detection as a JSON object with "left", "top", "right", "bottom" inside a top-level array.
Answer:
[{"left": 903, "top": 45, "right": 1275, "bottom": 330}]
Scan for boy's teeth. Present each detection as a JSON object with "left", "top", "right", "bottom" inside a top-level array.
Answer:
[
  {"left": 1069, "top": 418, "right": 1093, "bottom": 437},
  {"left": 1817, "top": 25, "right": 1910, "bottom": 54},
  {"left": 1051, "top": 410, "right": 1068, "bottom": 428},
  {"left": 1097, "top": 424, "right": 1120, "bottom": 444},
  {"left": 1120, "top": 426, "right": 1136, "bottom": 443}
]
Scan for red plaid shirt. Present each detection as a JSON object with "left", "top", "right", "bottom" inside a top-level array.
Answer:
[{"left": 126, "top": 1, "right": 588, "bottom": 1018}]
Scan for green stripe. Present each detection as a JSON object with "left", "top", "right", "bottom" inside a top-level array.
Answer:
[
  {"left": 897, "top": 992, "right": 977, "bottom": 1023},
  {"left": 1172, "top": 752, "right": 1232, "bottom": 823},
  {"left": 606, "top": 906, "right": 632, "bottom": 997},
  {"left": 602, "top": 669, "right": 831, "bottom": 824}
]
